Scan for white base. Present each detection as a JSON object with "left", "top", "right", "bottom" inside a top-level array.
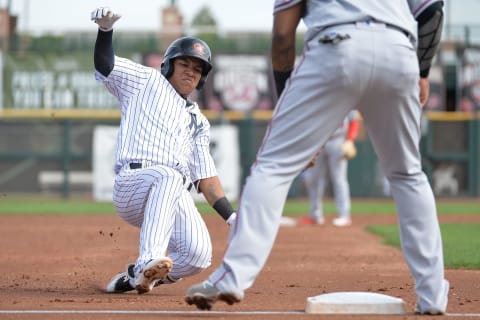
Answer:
[
  {"left": 305, "top": 292, "right": 407, "bottom": 314},
  {"left": 279, "top": 216, "right": 297, "bottom": 227}
]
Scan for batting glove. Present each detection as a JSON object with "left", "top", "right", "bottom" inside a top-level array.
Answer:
[
  {"left": 91, "top": 7, "right": 121, "bottom": 32},
  {"left": 226, "top": 212, "right": 237, "bottom": 226},
  {"left": 341, "top": 140, "right": 357, "bottom": 160}
]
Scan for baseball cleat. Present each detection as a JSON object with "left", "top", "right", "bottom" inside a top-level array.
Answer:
[
  {"left": 105, "top": 264, "right": 135, "bottom": 293},
  {"left": 332, "top": 217, "right": 352, "bottom": 227},
  {"left": 135, "top": 257, "right": 173, "bottom": 294},
  {"left": 105, "top": 263, "right": 172, "bottom": 293},
  {"left": 298, "top": 216, "right": 325, "bottom": 225},
  {"left": 414, "top": 303, "right": 445, "bottom": 315},
  {"left": 185, "top": 281, "right": 241, "bottom": 310}
]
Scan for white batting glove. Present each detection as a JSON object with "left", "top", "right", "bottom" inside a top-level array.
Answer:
[
  {"left": 226, "top": 212, "right": 237, "bottom": 226},
  {"left": 91, "top": 7, "right": 121, "bottom": 32}
]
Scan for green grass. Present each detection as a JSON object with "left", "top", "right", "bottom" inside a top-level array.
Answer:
[
  {"left": 282, "top": 199, "right": 480, "bottom": 216},
  {"left": 367, "top": 224, "right": 480, "bottom": 269},
  {"left": 0, "top": 197, "right": 479, "bottom": 215},
  {"left": 0, "top": 198, "right": 116, "bottom": 215}
]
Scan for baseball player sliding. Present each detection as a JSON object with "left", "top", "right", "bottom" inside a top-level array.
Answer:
[
  {"left": 301, "top": 110, "right": 359, "bottom": 227},
  {"left": 91, "top": 7, "right": 236, "bottom": 294},
  {"left": 185, "top": 0, "right": 448, "bottom": 315}
]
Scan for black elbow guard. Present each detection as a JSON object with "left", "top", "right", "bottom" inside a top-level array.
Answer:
[{"left": 417, "top": 2, "right": 444, "bottom": 78}]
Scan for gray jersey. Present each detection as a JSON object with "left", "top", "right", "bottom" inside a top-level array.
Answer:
[{"left": 273, "top": 0, "right": 443, "bottom": 41}]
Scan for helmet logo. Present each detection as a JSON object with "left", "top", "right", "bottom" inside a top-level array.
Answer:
[{"left": 193, "top": 42, "right": 206, "bottom": 55}]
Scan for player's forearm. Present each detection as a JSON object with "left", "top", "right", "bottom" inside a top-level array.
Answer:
[
  {"left": 271, "top": 3, "right": 303, "bottom": 96},
  {"left": 94, "top": 29, "right": 114, "bottom": 77},
  {"left": 198, "top": 176, "right": 236, "bottom": 223},
  {"left": 271, "top": 35, "right": 295, "bottom": 96},
  {"left": 346, "top": 119, "right": 359, "bottom": 141}
]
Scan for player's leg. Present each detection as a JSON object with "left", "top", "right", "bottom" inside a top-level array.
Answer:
[
  {"left": 325, "top": 138, "right": 351, "bottom": 225},
  {"left": 304, "top": 151, "right": 327, "bottom": 224},
  {"left": 358, "top": 28, "right": 448, "bottom": 314},
  {"left": 113, "top": 165, "right": 183, "bottom": 293},
  {"left": 201, "top": 29, "right": 363, "bottom": 299},
  {"left": 166, "top": 189, "right": 212, "bottom": 281}
]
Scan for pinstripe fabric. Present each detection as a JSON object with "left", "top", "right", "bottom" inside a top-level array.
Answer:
[{"left": 97, "top": 55, "right": 215, "bottom": 278}]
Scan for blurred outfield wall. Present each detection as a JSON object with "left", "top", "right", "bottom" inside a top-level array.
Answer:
[
  {"left": 0, "top": 46, "right": 479, "bottom": 198},
  {"left": 0, "top": 111, "right": 479, "bottom": 199}
]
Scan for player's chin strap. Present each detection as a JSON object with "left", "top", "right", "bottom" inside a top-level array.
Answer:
[{"left": 416, "top": 1, "right": 444, "bottom": 78}]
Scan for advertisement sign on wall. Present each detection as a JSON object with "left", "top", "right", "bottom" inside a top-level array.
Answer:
[{"left": 92, "top": 125, "right": 241, "bottom": 202}]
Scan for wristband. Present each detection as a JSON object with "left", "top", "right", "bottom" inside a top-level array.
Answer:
[
  {"left": 213, "top": 197, "right": 235, "bottom": 222},
  {"left": 273, "top": 70, "right": 292, "bottom": 97}
]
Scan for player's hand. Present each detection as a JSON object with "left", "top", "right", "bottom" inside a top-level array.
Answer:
[
  {"left": 419, "top": 77, "right": 430, "bottom": 107},
  {"left": 341, "top": 140, "right": 357, "bottom": 160},
  {"left": 226, "top": 212, "right": 237, "bottom": 226},
  {"left": 91, "top": 7, "right": 121, "bottom": 32}
]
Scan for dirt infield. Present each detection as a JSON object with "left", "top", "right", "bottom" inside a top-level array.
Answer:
[{"left": 1, "top": 213, "right": 479, "bottom": 319}]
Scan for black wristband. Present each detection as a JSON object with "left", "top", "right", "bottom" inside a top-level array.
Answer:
[
  {"left": 213, "top": 197, "right": 235, "bottom": 221},
  {"left": 273, "top": 70, "right": 292, "bottom": 97}
]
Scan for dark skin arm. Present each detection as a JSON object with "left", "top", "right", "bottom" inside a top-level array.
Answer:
[
  {"left": 198, "top": 176, "right": 236, "bottom": 223},
  {"left": 198, "top": 176, "right": 226, "bottom": 206},
  {"left": 271, "top": 2, "right": 304, "bottom": 73}
]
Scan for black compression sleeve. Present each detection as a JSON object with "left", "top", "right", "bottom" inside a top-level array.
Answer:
[
  {"left": 213, "top": 197, "right": 235, "bottom": 221},
  {"left": 94, "top": 29, "right": 114, "bottom": 77},
  {"left": 273, "top": 70, "right": 292, "bottom": 98},
  {"left": 416, "top": 1, "right": 444, "bottom": 78}
]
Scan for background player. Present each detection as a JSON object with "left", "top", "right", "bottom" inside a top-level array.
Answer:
[
  {"left": 300, "top": 110, "right": 359, "bottom": 227},
  {"left": 185, "top": 0, "right": 448, "bottom": 314},
  {"left": 91, "top": 7, "right": 236, "bottom": 294}
]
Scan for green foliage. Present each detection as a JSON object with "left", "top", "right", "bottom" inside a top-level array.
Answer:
[
  {"left": 191, "top": 6, "right": 217, "bottom": 29},
  {"left": 11, "top": 30, "right": 302, "bottom": 56},
  {"left": 366, "top": 224, "right": 480, "bottom": 269}
]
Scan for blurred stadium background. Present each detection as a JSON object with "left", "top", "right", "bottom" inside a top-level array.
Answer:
[{"left": 0, "top": 1, "right": 479, "bottom": 200}]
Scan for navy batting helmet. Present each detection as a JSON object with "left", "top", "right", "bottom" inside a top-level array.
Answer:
[{"left": 160, "top": 37, "right": 212, "bottom": 90}]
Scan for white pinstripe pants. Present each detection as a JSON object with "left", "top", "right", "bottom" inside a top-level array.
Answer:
[{"left": 113, "top": 164, "right": 212, "bottom": 279}]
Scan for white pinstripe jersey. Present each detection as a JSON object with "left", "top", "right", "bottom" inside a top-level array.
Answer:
[
  {"left": 95, "top": 56, "right": 217, "bottom": 181},
  {"left": 273, "top": 0, "right": 443, "bottom": 41}
]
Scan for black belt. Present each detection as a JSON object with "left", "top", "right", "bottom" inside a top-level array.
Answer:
[
  {"left": 128, "top": 163, "right": 193, "bottom": 191},
  {"left": 129, "top": 163, "right": 142, "bottom": 169},
  {"left": 384, "top": 23, "right": 410, "bottom": 38}
]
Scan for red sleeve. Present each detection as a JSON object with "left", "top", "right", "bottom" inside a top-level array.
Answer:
[{"left": 346, "top": 119, "right": 359, "bottom": 141}]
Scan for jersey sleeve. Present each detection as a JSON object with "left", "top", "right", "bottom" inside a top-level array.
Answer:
[
  {"left": 273, "top": 0, "right": 303, "bottom": 13},
  {"left": 408, "top": 0, "right": 443, "bottom": 18},
  {"left": 345, "top": 110, "right": 359, "bottom": 141},
  {"left": 189, "top": 113, "right": 218, "bottom": 183},
  {"left": 94, "top": 56, "right": 150, "bottom": 106}
]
